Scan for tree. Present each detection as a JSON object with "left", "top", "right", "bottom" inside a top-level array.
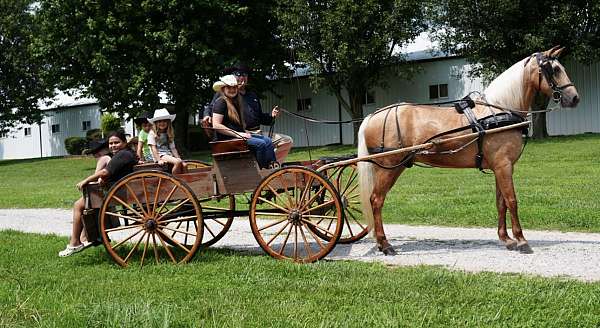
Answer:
[
  {"left": 429, "top": 0, "right": 600, "bottom": 138},
  {"left": 35, "top": 0, "right": 288, "bottom": 152},
  {"left": 0, "top": 0, "right": 53, "bottom": 132},
  {"left": 276, "top": 0, "right": 427, "bottom": 143}
]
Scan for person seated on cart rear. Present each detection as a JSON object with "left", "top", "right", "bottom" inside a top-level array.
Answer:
[
  {"left": 59, "top": 130, "right": 137, "bottom": 257},
  {"left": 211, "top": 74, "right": 277, "bottom": 169}
]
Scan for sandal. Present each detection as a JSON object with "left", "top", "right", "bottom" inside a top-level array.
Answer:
[{"left": 58, "top": 243, "right": 86, "bottom": 257}]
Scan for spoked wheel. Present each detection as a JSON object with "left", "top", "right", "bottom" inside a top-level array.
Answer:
[
  {"left": 185, "top": 160, "right": 211, "bottom": 170},
  {"left": 99, "top": 171, "right": 203, "bottom": 267},
  {"left": 197, "top": 195, "right": 235, "bottom": 247},
  {"left": 318, "top": 164, "right": 368, "bottom": 243},
  {"left": 249, "top": 166, "right": 343, "bottom": 263}
]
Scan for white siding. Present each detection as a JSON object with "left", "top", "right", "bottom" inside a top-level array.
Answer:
[
  {"left": 547, "top": 59, "right": 600, "bottom": 135},
  {"left": 0, "top": 104, "right": 102, "bottom": 160}
]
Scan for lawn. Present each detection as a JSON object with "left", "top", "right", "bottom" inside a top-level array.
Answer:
[
  {"left": 1, "top": 231, "right": 599, "bottom": 327},
  {"left": 0, "top": 134, "right": 599, "bottom": 232}
]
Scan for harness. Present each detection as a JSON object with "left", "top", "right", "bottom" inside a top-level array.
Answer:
[{"left": 368, "top": 95, "right": 527, "bottom": 171}]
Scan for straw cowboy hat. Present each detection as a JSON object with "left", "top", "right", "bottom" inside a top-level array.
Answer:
[
  {"left": 148, "top": 108, "right": 176, "bottom": 123},
  {"left": 212, "top": 74, "right": 238, "bottom": 92}
]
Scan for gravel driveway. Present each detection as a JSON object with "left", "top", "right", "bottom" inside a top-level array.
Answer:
[{"left": 1, "top": 208, "right": 599, "bottom": 282}]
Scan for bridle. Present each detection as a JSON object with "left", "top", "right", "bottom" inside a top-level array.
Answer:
[{"left": 530, "top": 52, "right": 575, "bottom": 103}]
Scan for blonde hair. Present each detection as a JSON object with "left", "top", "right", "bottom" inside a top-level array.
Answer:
[
  {"left": 221, "top": 93, "right": 245, "bottom": 129},
  {"left": 152, "top": 119, "right": 175, "bottom": 143}
]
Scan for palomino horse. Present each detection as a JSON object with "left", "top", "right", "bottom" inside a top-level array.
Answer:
[{"left": 358, "top": 46, "right": 579, "bottom": 254}]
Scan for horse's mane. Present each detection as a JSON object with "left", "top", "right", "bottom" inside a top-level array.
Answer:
[{"left": 482, "top": 58, "right": 528, "bottom": 110}]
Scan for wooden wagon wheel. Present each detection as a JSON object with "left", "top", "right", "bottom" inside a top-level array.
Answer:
[
  {"left": 317, "top": 164, "right": 368, "bottom": 243},
  {"left": 99, "top": 171, "right": 203, "bottom": 267},
  {"left": 196, "top": 195, "right": 235, "bottom": 247},
  {"left": 249, "top": 166, "right": 343, "bottom": 263}
]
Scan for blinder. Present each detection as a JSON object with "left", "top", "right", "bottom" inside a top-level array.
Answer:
[{"left": 533, "top": 52, "right": 574, "bottom": 103}]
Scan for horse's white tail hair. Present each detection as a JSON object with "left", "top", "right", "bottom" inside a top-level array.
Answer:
[{"left": 357, "top": 116, "right": 375, "bottom": 236}]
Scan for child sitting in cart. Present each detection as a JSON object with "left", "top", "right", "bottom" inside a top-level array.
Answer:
[
  {"left": 147, "top": 108, "right": 186, "bottom": 174},
  {"left": 135, "top": 111, "right": 154, "bottom": 163},
  {"left": 59, "top": 131, "right": 137, "bottom": 257},
  {"left": 211, "top": 75, "right": 277, "bottom": 168}
]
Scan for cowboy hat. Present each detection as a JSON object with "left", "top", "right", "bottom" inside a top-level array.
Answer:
[
  {"left": 212, "top": 74, "right": 238, "bottom": 92},
  {"left": 84, "top": 139, "right": 108, "bottom": 155},
  {"left": 148, "top": 108, "right": 176, "bottom": 123},
  {"left": 133, "top": 111, "right": 151, "bottom": 125},
  {"left": 224, "top": 62, "right": 251, "bottom": 75}
]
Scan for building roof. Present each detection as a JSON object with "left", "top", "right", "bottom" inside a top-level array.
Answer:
[{"left": 39, "top": 90, "right": 171, "bottom": 111}]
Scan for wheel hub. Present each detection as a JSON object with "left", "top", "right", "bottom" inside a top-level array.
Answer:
[
  {"left": 289, "top": 210, "right": 302, "bottom": 225},
  {"left": 144, "top": 219, "right": 157, "bottom": 231},
  {"left": 341, "top": 196, "right": 348, "bottom": 208}
]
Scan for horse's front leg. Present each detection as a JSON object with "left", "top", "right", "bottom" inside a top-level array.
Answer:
[
  {"left": 371, "top": 166, "right": 404, "bottom": 255},
  {"left": 494, "top": 164, "right": 533, "bottom": 254},
  {"left": 495, "top": 177, "right": 517, "bottom": 250}
]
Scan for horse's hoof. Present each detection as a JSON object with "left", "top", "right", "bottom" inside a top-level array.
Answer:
[
  {"left": 517, "top": 242, "right": 533, "bottom": 254},
  {"left": 505, "top": 240, "right": 518, "bottom": 251},
  {"left": 381, "top": 245, "right": 397, "bottom": 256}
]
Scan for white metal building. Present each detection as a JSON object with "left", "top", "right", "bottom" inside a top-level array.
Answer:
[{"left": 1, "top": 52, "right": 598, "bottom": 159}]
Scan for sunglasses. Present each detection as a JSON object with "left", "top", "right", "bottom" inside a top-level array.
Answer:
[{"left": 234, "top": 71, "right": 248, "bottom": 77}]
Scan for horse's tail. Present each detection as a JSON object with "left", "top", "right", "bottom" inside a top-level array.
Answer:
[{"left": 357, "top": 116, "right": 375, "bottom": 236}]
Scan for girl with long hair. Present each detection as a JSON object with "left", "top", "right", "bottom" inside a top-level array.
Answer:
[
  {"left": 211, "top": 75, "right": 276, "bottom": 168},
  {"left": 147, "top": 108, "right": 186, "bottom": 174}
]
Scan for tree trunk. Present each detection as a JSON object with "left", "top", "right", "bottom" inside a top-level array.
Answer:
[
  {"left": 172, "top": 103, "right": 190, "bottom": 157},
  {"left": 349, "top": 92, "right": 364, "bottom": 146},
  {"left": 531, "top": 93, "right": 550, "bottom": 139},
  {"left": 333, "top": 87, "right": 365, "bottom": 145}
]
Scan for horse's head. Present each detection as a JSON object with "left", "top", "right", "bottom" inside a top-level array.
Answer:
[{"left": 526, "top": 46, "right": 580, "bottom": 108}]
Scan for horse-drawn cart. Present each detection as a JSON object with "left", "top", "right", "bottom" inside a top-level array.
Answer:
[
  {"left": 81, "top": 47, "right": 578, "bottom": 266},
  {"left": 82, "top": 139, "right": 367, "bottom": 267}
]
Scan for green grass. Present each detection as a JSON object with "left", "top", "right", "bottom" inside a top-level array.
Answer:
[
  {"left": 1, "top": 135, "right": 599, "bottom": 232},
  {"left": 1, "top": 231, "right": 599, "bottom": 327}
]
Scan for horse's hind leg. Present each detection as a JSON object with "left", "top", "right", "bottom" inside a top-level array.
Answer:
[
  {"left": 371, "top": 166, "right": 404, "bottom": 255},
  {"left": 495, "top": 178, "right": 517, "bottom": 250},
  {"left": 494, "top": 164, "right": 533, "bottom": 254}
]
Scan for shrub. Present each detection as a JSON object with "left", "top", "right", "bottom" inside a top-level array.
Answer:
[
  {"left": 86, "top": 128, "right": 102, "bottom": 141},
  {"left": 64, "top": 136, "right": 88, "bottom": 155},
  {"left": 101, "top": 114, "right": 122, "bottom": 135}
]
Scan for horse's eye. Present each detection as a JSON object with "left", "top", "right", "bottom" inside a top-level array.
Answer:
[{"left": 553, "top": 65, "right": 561, "bottom": 74}]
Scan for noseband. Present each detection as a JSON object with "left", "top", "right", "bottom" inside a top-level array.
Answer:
[{"left": 530, "top": 53, "right": 574, "bottom": 103}]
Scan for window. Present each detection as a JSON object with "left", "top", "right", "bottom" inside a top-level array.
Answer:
[
  {"left": 51, "top": 124, "right": 60, "bottom": 133},
  {"left": 429, "top": 83, "right": 449, "bottom": 100},
  {"left": 24, "top": 127, "right": 32, "bottom": 137},
  {"left": 0, "top": 131, "right": 8, "bottom": 138},
  {"left": 297, "top": 98, "right": 312, "bottom": 112},
  {"left": 82, "top": 120, "right": 91, "bottom": 131},
  {"left": 362, "top": 90, "right": 375, "bottom": 105}
]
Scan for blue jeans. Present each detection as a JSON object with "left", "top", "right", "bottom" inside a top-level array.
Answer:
[{"left": 246, "top": 134, "right": 276, "bottom": 168}]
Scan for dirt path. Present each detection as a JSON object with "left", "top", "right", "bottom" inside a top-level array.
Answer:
[{"left": 2, "top": 208, "right": 599, "bottom": 282}]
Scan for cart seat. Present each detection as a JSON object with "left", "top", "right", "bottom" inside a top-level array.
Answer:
[
  {"left": 133, "top": 162, "right": 169, "bottom": 172},
  {"left": 210, "top": 139, "right": 249, "bottom": 158}
]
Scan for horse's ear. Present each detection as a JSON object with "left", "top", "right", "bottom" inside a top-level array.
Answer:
[
  {"left": 552, "top": 46, "right": 566, "bottom": 58},
  {"left": 544, "top": 45, "right": 562, "bottom": 57}
]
